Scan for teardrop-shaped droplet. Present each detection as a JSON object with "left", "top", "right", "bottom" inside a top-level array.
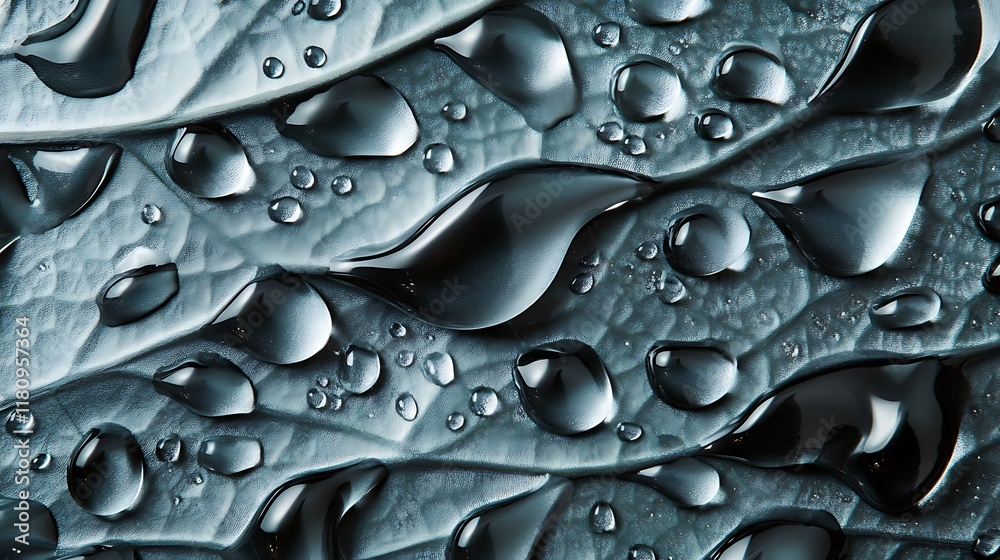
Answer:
[
  {"left": 202, "top": 273, "right": 332, "bottom": 365},
  {"left": 307, "top": 0, "right": 343, "bottom": 20},
  {"left": 269, "top": 196, "right": 304, "bottom": 224},
  {"left": 97, "top": 262, "right": 179, "bottom": 327},
  {"left": 592, "top": 22, "right": 621, "bottom": 47},
  {"left": 695, "top": 110, "right": 735, "bottom": 140},
  {"left": 423, "top": 143, "right": 455, "bottom": 174},
  {"left": 155, "top": 434, "right": 182, "bottom": 463},
  {"left": 975, "top": 196, "right": 1000, "bottom": 240},
  {"left": 274, "top": 75, "right": 418, "bottom": 157},
  {"left": 589, "top": 501, "right": 617, "bottom": 534},
  {"left": 869, "top": 287, "right": 941, "bottom": 329},
  {"left": 713, "top": 49, "right": 791, "bottom": 105},
  {"left": 31, "top": 452, "right": 53, "bottom": 471},
  {"left": 435, "top": 5, "right": 580, "bottom": 131},
  {"left": 13, "top": 0, "right": 157, "bottom": 98},
  {"left": 68, "top": 423, "right": 145, "bottom": 519},
  {"left": 423, "top": 351, "right": 456, "bottom": 386},
  {"left": 451, "top": 478, "right": 574, "bottom": 560},
  {"left": 395, "top": 393, "right": 418, "bottom": 421},
  {"left": 167, "top": 123, "right": 255, "bottom": 199},
  {"left": 327, "top": 165, "right": 650, "bottom": 329},
  {"left": 0, "top": 498, "right": 58, "bottom": 559},
  {"left": 664, "top": 206, "right": 750, "bottom": 276},
  {"left": 612, "top": 59, "right": 684, "bottom": 122},
  {"left": 622, "top": 458, "right": 720, "bottom": 508},
  {"left": 810, "top": 0, "right": 999, "bottom": 112},
  {"left": 646, "top": 343, "right": 737, "bottom": 408},
  {"left": 709, "top": 519, "right": 848, "bottom": 560},
  {"left": 626, "top": 0, "right": 709, "bottom": 24},
  {"left": 752, "top": 159, "right": 929, "bottom": 276},
  {"left": 470, "top": 387, "right": 499, "bottom": 417},
  {"left": 514, "top": 339, "right": 614, "bottom": 435},
  {"left": 340, "top": 345, "right": 381, "bottom": 394},
  {"left": 153, "top": 354, "right": 256, "bottom": 417},
  {"left": 570, "top": 273, "right": 595, "bottom": 294},
  {"left": 198, "top": 435, "right": 262, "bottom": 475},
  {"left": 703, "top": 355, "right": 969, "bottom": 512}
]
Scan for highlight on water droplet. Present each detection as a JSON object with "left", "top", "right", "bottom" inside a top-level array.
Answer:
[
  {"left": 303, "top": 45, "right": 327, "bottom": 68},
  {"left": 470, "top": 387, "right": 499, "bottom": 417},
  {"left": 623, "top": 458, "right": 720, "bottom": 508},
  {"left": 708, "top": 517, "right": 848, "bottom": 560},
  {"left": 869, "top": 287, "right": 941, "bottom": 329},
  {"left": 290, "top": 166, "right": 315, "bottom": 190},
  {"left": 592, "top": 22, "right": 622, "bottom": 47},
  {"left": 423, "top": 351, "right": 455, "bottom": 386},
  {"left": 97, "top": 248, "right": 179, "bottom": 327},
  {"left": 442, "top": 101, "right": 468, "bottom": 122},
  {"left": 340, "top": 345, "right": 381, "bottom": 394},
  {"left": 695, "top": 110, "right": 735, "bottom": 140},
  {"left": 589, "top": 501, "right": 617, "bottom": 533},
  {"left": 597, "top": 121, "right": 624, "bottom": 143},
  {"left": 395, "top": 393, "right": 418, "bottom": 421},
  {"left": 140, "top": 203, "right": 161, "bottom": 224},
  {"left": 307, "top": 0, "right": 343, "bottom": 20},
  {"left": 155, "top": 434, "right": 182, "bottom": 463},
  {"left": 424, "top": 144, "right": 455, "bottom": 174}
]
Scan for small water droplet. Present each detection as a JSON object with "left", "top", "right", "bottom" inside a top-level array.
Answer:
[
  {"left": 68, "top": 423, "right": 145, "bottom": 519},
  {"left": 303, "top": 45, "right": 327, "bottom": 67},
  {"left": 424, "top": 143, "right": 455, "bottom": 174},
  {"left": 695, "top": 110, "right": 735, "bottom": 140},
  {"left": 589, "top": 501, "right": 617, "bottom": 533},
  {"left": 624, "top": 458, "right": 720, "bottom": 507},
  {"left": 442, "top": 102, "right": 468, "bottom": 122},
  {"left": 172, "top": 495, "right": 182, "bottom": 506},
  {"left": 636, "top": 241, "right": 658, "bottom": 261},
  {"left": 193, "top": 473, "right": 204, "bottom": 484},
  {"left": 647, "top": 343, "right": 737, "bottom": 408},
  {"left": 269, "top": 196, "right": 304, "bottom": 224},
  {"left": 423, "top": 351, "right": 456, "bottom": 386},
  {"left": 592, "top": 22, "right": 622, "bottom": 47},
  {"left": 263, "top": 57, "right": 285, "bottom": 78},
  {"left": 627, "top": 0, "right": 708, "bottom": 24},
  {"left": 664, "top": 205, "right": 750, "bottom": 276},
  {"left": 709, "top": 519, "right": 847, "bottom": 559},
  {"left": 317, "top": 376, "right": 330, "bottom": 388},
  {"left": 570, "top": 273, "right": 595, "bottom": 294},
  {"left": 397, "top": 350, "right": 415, "bottom": 367},
  {"left": 447, "top": 412, "right": 466, "bottom": 431},
  {"left": 470, "top": 387, "right": 499, "bottom": 417},
  {"left": 292, "top": 1, "right": 305, "bottom": 15},
  {"left": 290, "top": 166, "right": 315, "bottom": 190},
  {"left": 156, "top": 434, "right": 182, "bottom": 463},
  {"left": 597, "top": 122, "right": 624, "bottom": 143},
  {"left": 395, "top": 393, "right": 418, "bottom": 421},
  {"left": 581, "top": 252, "right": 601, "bottom": 267},
  {"left": 331, "top": 175, "right": 354, "bottom": 195},
  {"left": 140, "top": 203, "right": 161, "bottom": 224},
  {"left": 153, "top": 354, "right": 256, "bottom": 417},
  {"left": 389, "top": 322, "right": 407, "bottom": 337},
  {"left": 628, "top": 545, "right": 657, "bottom": 560},
  {"left": 307, "top": 0, "right": 343, "bottom": 20},
  {"left": 655, "top": 272, "right": 686, "bottom": 304},
  {"left": 869, "top": 287, "right": 941, "bottom": 329},
  {"left": 612, "top": 60, "right": 683, "bottom": 121},
  {"left": 307, "top": 388, "right": 328, "bottom": 409},
  {"left": 340, "top": 345, "right": 381, "bottom": 394},
  {"left": 167, "top": 123, "right": 255, "bottom": 199},
  {"left": 5, "top": 409, "right": 36, "bottom": 435},
  {"left": 713, "top": 49, "right": 791, "bottom": 104},
  {"left": 616, "top": 422, "right": 643, "bottom": 442},
  {"left": 198, "top": 435, "right": 262, "bottom": 476},
  {"left": 30, "top": 453, "right": 52, "bottom": 471},
  {"left": 622, "top": 135, "right": 647, "bottom": 155}
]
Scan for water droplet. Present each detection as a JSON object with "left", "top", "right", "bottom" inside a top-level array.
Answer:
[
  {"left": 394, "top": 350, "right": 413, "bottom": 368},
  {"left": 326, "top": 165, "right": 650, "bottom": 329},
  {"left": 704, "top": 355, "right": 969, "bottom": 512},
  {"left": 636, "top": 241, "right": 658, "bottom": 260},
  {"left": 592, "top": 22, "right": 622, "bottom": 47},
  {"left": 975, "top": 530, "right": 1000, "bottom": 557},
  {"left": 514, "top": 340, "right": 613, "bottom": 435},
  {"left": 597, "top": 122, "right": 624, "bottom": 143},
  {"left": 613, "top": 60, "right": 684, "bottom": 121},
  {"left": 307, "top": 388, "right": 328, "bottom": 409},
  {"left": 581, "top": 252, "right": 602, "bottom": 267},
  {"left": 156, "top": 434, "right": 182, "bottom": 463},
  {"left": 985, "top": 113, "right": 1000, "bottom": 142},
  {"left": 624, "top": 458, "right": 720, "bottom": 508},
  {"left": 655, "top": 272, "right": 686, "bottom": 303},
  {"left": 424, "top": 143, "right": 455, "bottom": 174},
  {"left": 331, "top": 175, "right": 354, "bottom": 195},
  {"left": 869, "top": 287, "right": 941, "bottom": 329},
  {"left": 570, "top": 273, "right": 595, "bottom": 294},
  {"left": 167, "top": 123, "right": 255, "bottom": 199},
  {"left": 664, "top": 205, "right": 750, "bottom": 276},
  {"left": 435, "top": 5, "right": 580, "bottom": 131},
  {"left": 753, "top": 158, "right": 929, "bottom": 276},
  {"left": 709, "top": 519, "right": 847, "bottom": 560},
  {"left": 14, "top": 0, "right": 157, "bottom": 97},
  {"left": 810, "top": 0, "right": 996, "bottom": 112},
  {"left": 340, "top": 345, "right": 381, "bottom": 394},
  {"left": 154, "top": 354, "right": 256, "bottom": 417},
  {"left": 317, "top": 376, "right": 330, "bottom": 388},
  {"left": 198, "top": 435, "right": 262, "bottom": 476},
  {"left": 627, "top": 0, "right": 708, "bottom": 24},
  {"left": 447, "top": 412, "right": 466, "bottom": 431},
  {"left": 622, "top": 135, "right": 647, "bottom": 155},
  {"left": 0, "top": 498, "right": 57, "bottom": 558},
  {"left": 975, "top": 196, "right": 1000, "bottom": 240},
  {"left": 307, "top": 0, "right": 343, "bottom": 20},
  {"left": 292, "top": 1, "right": 305, "bottom": 15},
  {"left": 5, "top": 408, "right": 36, "bottom": 435},
  {"left": 395, "top": 393, "right": 418, "bottom": 421},
  {"left": 389, "top": 322, "right": 407, "bottom": 337},
  {"left": 193, "top": 473, "right": 204, "bottom": 484},
  {"left": 68, "top": 423, "right": 145, "bottom": 519},
  {"left": 695, "top": 110, "right": 735, "bottom": 140},
  {"left": 140, "top": 203, "right": 161, "bottom": 224},
  {"left": 290, "top": 166, "right": 315, "bottom": 190},
  {"left": 202, "top": 273, "right": 332, "bottom": 365},
  {"left": 470, "top": 387, "right": 499, "bottom": 417},
  {"left": 30, "top": 453, "right": 52, "bottom": 471},
  {"left": 97, "top": 261, "right": 179, "bottom": 327},
  {"left": 303, "top": 45, "right": 327, "bottom": 68},
  {"left": 616, "top": 422, "right": 643, "bottom": 442},
  {"left": 442, "top": 101, "right": 468, "bottom": 122},
  {"left": 263, "top": 57, "right": 285, "bottom": 78},
  {"left": 589, "top": 502, "right": 617, "bottom": 534},
  {"left": 451, "top": 478, "right": 573, "bottom": 560},
  {"left": 172, "top": 496, "right": 182, "bottom": 506},
  {"left": 646, "top": 343, "right": 737, "bottom": 408},
  {"left": 986, "top": 255, "right": 1000, "bottom": 293},
  {"left": 713, "top": 49, "right": 791, "bottom": 104},
  {"left": 423, "top": 352, "right": 456, "bottom": 386},
  {"left": 269, "top": 196, "right": 304, "bottom": 224},
  {"left": 628, "top": 545, "right": 657, "bottom": 560},
  {"left": 274, "top": 75, "right": 418, "bottom": 157}
]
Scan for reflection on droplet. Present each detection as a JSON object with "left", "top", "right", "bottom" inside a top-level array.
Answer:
[
  {"left": 290, "top": 166, "right": 315, "bottom": 190},
  {"left": 307, "top": 0, "right": 343, "bottom": 20},
  {"left": 97, "top": 262, "right": 179, "bottom": 327},
  {"left": 340, "top": 345, "right": 381, "bottom": 394},
  {"left": 592, "top": 22, "right": 622, "bottom": 47},
  {"left": 447, "top": 412, "right": 466, "bottom": 431},
  {"left": 331, "top": 175, "right": 354, "bottom": 195},
  {"left": 68, "top": 423, "right": 145, "bottom": 519},
  {"left": 153, "top": 354, "right": 256, "bottom": 417},
  {"left": 869, "top": 287, "right": 941, "bottom": 329},
  {"left": 423, "top": 352, "right": 456, "bottom": 386},
  {"left": 974, "top": 530, "right": 1000, "bottom": 558},
  {"left": 627, "top": 0, "right": 708, "bottom": 24},
  {"left": 140, "top": 204, "right": 161, "bottom": 224},
  {"left": 292, "top": 1, "right": 305, "bottom": 15},
  {"left": 984, "top": 254, "right": 1000, "bottom": 293},
  {"left": 198, "top": 436, "right": 262, "bottom": 475},
  {"left": 589, "top": 502, "right": 617, "bottom": 534},
  {"left": 622, "top": 135, "right": 647, "bottom": 155},
  {"left": 424, "top": 144, "right": 455, "bottom": 174},
  {"left": 5, "top": 408, "right": 36, "bottom": 435},
  {"left": 597, "top": 122, "right": 624, "bottom": 143},
  {"left": 613, "top": 60, "right": 683, "bottom": 121},
  {"left": 155, "top": 434, "right": 182, "bottom": 463},
  {"left": 269, "top": 197, "right": 304, "bottom": 224},
  {"left": 435, "top": 5, "right": 580, "bottom": 131},
  {"left": 389, "top": 322, "right": 407, "bottom": 337},
  {"left": 636, "top": 241, "right": 658, "bottom": 261},
  {"left": 616, "top": 422, "right": 643, "bottom": 442},
  {"left": 307, "top": 388, "right": 328, "bottom": 410},
  {"left": 695, "top": 110, "right": 735, "bottom": 140},
  {"left": 623, "top": 458, "right": 720, "bottom": 508},
  {"left": 664, "top": 206, "right": 750, "bottom": 276},
  {"left": 985, "top": 113, "right": 1000, "bottom": 143},
  {"left": 442, "top": 102, "right": 468, "bottom": 122},
  {"left": 713, "top": 49, "right": 791, "bottom": 104},
  {"left": 656, "top": 272, "right": 686, "bottom": 304},
  {"left": 581, "top": 252, "right": 601, "bottom": 267},
  {"left": 303, "top": 46, "right": 327, "bottom": 67},
  {"left": 397, "top": 350, "right": 415, "bottom": 367},
  {"left": 0, "top": 498, "right": 57, "bottom": 558},
  {"left": 646, "top": 343, "right": 737, "bottom": 408},
  {"left": 470, "top": 387, "right": 499, "bottom": 417},
  {"left": 709, "top": 519, "right": 847, "bottom": 560},
  {"left": 395, "top": 393, "right": 418, "bottom": 421},
  {"left": 31, "top": 453, "right": 52, "bottom": 471},
  {"left": 571, "top": 273, "right": 595, "bottom": 294},
  {"left": 263, "top": 57, "right": 284, "bottom": 79},
  {"left": 167, "top": 123, "right": 255, "bottom": 199}
]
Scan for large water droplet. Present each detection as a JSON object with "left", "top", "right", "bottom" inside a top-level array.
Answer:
[
  {"left": 14, "top": 0, "right": 157, "bottom": 97},
  {"left": 646, "top": 343, "right": 737, "bottom": 408},
  {"left": 97, "top": 260, "right": 179, "bottom": 327},
  {"left": 68, "top": 423, "right": 145, "bottom": 519},
  {"left": 166, "top": 123, "right": 255, "bottom": 199},
  {"left": 589, "top": 501, "right": 617, "bottom": 533},
  {"left": 202, "top": 273, "right": 332, "bottom": 365},
  {"left": 703, "top": 355, "right": 969, "bottom": 512},
  {"left": 153, "top": 353, "right": 256, "bottom": 417},
  {"left": 664, "top": 206, "right": 750, "bottom": 276},
  {"left": 709, "top": 519, "right": 848, "bottom": 560},
  {"left": 435, "top": 5, "right": 580, "bottom": 131},
  {"left": 274, "top": 75, "right": 418, "bottom": 157},
  {"left": 340, "top": 345, "right": 381, "bottom": 394},
  {"left": 470, "top": 387, "right": 499, "bottom": 417},
  {"left": 307, "top": 0, "right": 343, "bottom": 20},
  {"left": 869, "top": 287, "right": 941, "bottom": 329},
  {"left": 713, "top": 49, "right": 791, "bottom": 104},
  {"left": 269, "top": 196, "right": 304, "bottom": 224},
  {"left": 0, "top": 498, "right": 57, "bottom": 559},
  {"left": 514, "top": 339, "right": 614, "bottom": 435},
  {"left": 155, "top": 434, "right": 182, "bottom": 463},
  {"left": 626, "top": 0, "right": 709, "bottom": 24},
  {"left": 752, "top": 159, "right": 929, "bottom": 276},
  {"left": 612, "top": 59, "right": 684, "bottom": 122},
  {"left": 327, "top": 165, "right": 650, "bottom": 329},
  {"left": 623, "top": 458, "right": 720, "bottom": 508},
  {"left": 395, "top": 393, "right": 418, "bottom": 421},
  {"left": 423, "top": 351, "right": 456, "bottom": 386},
  {"left": 198, "top": 435, "right": 262, "bottom": 475},
  {"left": 810, "top": 0, "right": 999, "bottom": 112},
  {"left": 451, "top": 477, "right": 573, "bottom": 560}
]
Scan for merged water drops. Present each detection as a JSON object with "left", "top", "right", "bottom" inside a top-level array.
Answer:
[
  {"left": 435, "top": 5, "right": 580, "bottom": 131},
  {"left": 155, "top": 434, "right": 182, "bottom": 463},
  {"left": 340, "top": 345, "right": 381, "bottom": 394},
  {"left": 753, "top": 159, "right": 929, "bottom": 276},
  {"left": 623, "top": 458, "right": 720, "bottom": 508},
  {"left": 713, "top": 48, "right": 790, "bottom": 104},
  {"left": 14, "top": 0, "right": 157, "bottom": 97},
  {"left": 97, "top": 248, "right": 179, "bottom": 327},
  {"left": 703, "top": 355, "right": 969, "bottom": 512},
  {"left": 869, "top": 287, "right": 941, "bottom": 329},
  {"left": 513, "top": 340, "right": 614, "bottom": 436},
  {"left": 268, "top": 196, "right": 304, "bottom": 224},
  {"left": 626, "top": 0, "right": 708, "bottom": 24},
  {"left": 198, "top": 435, "right": 263, "bottom": 475},
  {"left": 709, "top": 518, "right": 848, "bottom": 560},
  {"left": 68, "top": 423, "right": 145, "bottom": 519},
  {"left": 612, "top": 59, "right": 684, "bottom": 121},
  {"left": 201, "top": 273, "right": 332, "bottom": 365},
  {"left": 592, "top": 22, "right": 622, "bottom": 48},
  {"left": 470, "top": 387, "right": 499, "bottom": 417},
  {"left": 589, "top": 501, "right": 617, "bottom": 533},
  {"left": 167, "top": 123, "right": 255, "bottom": 199},
  {"left": 664, "top": 205, "right": 750, "bottom": 276},
  {"left": 395, "top": 393, "right": 418, "bottom": 421},
  {"left": 695, "top": 110, "right": 735, "bottom": 140},
  {"left": 423, "top": 351, "right": 456, "bottom": 386},
  {"left": 274, "top": 75, "right": 418, "bottom": 157},
  {"left": 646, "top": 343, "right": 737, "bottom": 408},
  {"left": 153, "top": 354, "right": 256, "bottom": 417},
  {"left": 0, "top": 498, "right": 57, "bottom": 559},
  {"left": 423, "top": 143, "right": 455, "bottom": 174},
  {"left": 307, "top": 388, "right": 329, "bottom": 409}
]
